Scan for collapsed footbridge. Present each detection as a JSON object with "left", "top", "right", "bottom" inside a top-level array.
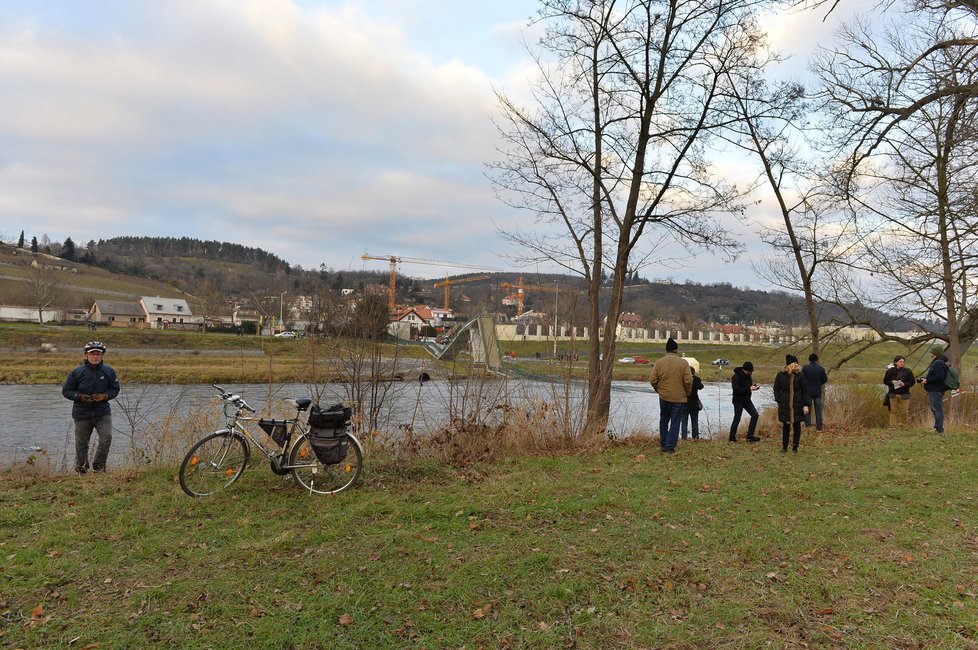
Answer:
[{"left": 417, "top": 316, "right": 503, "bottom": 371}]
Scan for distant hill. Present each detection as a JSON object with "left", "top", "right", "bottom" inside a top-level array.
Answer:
[
  {"left": 0, "top": 243, "right": 195, "bottom": 309},
  {"left": 1, "top": 236, "right": 915, "bottom": 330}
]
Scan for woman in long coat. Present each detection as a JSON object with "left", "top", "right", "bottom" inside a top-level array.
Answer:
[{"left": 774, "top": 354, "right": 809, "bottom": 452}]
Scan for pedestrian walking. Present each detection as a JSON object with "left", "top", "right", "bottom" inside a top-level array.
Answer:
[{"left": 774, "top": 354, "right": 809, "bottom": 452}]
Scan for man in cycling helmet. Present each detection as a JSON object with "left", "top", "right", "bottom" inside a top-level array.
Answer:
[{"left": 61, "top": 341, "right": 121, "bottom": 472}]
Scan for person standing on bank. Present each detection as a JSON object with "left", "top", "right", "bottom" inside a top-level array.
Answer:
[
  {"left": 61, "top": 341, "right": 121, "bottom": 473},
  {"left": 801, "top": 353, "right": 828, "bottom": 430},
  {"left": 649, "top": 337, "right": 693, "bottom": 453},
  {"left": 883, "top": 355, "right": 915, "bottom": 429},
  {"left": 681, "top": 367, "right": 705, "bottom": 440},
  {"left": 919, "top": 344, "right": 949, "bottom": 435},
  {"left": 729, "top": 361, "right": 761, "bottom": 442},
  {"left": 774, "top": 354, "right": 809, "bottom": 452}
]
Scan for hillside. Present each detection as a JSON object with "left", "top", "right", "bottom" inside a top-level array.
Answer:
[
  {"left": 1, "top": 237, "right": 912, "bottom": 330},
  {"left": 0, "top": 244, "right": 194, "bottom": 309}
]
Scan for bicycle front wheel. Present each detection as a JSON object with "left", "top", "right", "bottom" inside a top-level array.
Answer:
[
  {"left": 179, "top": 432, "right": 248, "bottom": 497},
  {"left": 289, "top": 433, "right": 362, "bottom": 495}
]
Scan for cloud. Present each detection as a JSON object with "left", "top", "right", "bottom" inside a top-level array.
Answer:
[{"left": 0, "top": 0, "right": 526, "bottom": 273}]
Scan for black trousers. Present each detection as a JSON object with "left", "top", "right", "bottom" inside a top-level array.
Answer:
[{"left": 781, "top": 421, "right": 802, "bottom": 450}]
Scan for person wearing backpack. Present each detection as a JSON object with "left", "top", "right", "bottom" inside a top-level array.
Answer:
[{"left": 919, "top": 344, "right": 950, "bottom": 435}]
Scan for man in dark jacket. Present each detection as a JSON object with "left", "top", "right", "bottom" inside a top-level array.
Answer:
[
  {"left": 920, "top": 344, "right": 949, "bottom": 435},
  {"left": 801, "top": 353, "right": 829, "bottom": 430},
  {"left": 61, "top": 341, "right": 121, "bottom": 472},
  {"left": 729, "top": 361, "right": 760, "bottom": 442}
]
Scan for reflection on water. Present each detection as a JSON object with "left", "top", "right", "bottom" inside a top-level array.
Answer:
[{"left": 1, "top": 378, "right": 774, "bottom": 470}]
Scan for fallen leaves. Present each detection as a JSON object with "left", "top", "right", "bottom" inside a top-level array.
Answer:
[{"left": 338, "top": 613, "right": 354, "bottom": 626}]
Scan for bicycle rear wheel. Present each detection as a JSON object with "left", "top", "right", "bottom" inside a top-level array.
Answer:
[
  {"left": 288, "top": 433, "right": 362, "bottom": 495},
  {"left": 179, "top": 432, "right": 248, "bottom": 497}
]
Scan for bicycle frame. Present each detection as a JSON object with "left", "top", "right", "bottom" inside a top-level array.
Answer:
[
  {"left": 180, "top": 385, "right": 365, "bottom": 497},
  {"left": 210, "top": 387, "right": 364, "bottom": 472}
]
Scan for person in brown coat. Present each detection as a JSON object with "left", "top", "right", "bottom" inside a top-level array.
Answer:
[
  {"left": 649, "top": 337, "right": 693, "bottom": 453},
  {"left": 773, "top": 354, "right": 809, "bottom": 453}
]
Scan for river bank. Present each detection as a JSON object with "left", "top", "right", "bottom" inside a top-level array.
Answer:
[{"left": 4, "top": 429, "right": 976, "bottom": 648}]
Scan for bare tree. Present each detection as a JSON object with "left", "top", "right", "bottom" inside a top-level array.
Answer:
[
  {"left": 809, "top": 0, "right": 978, "bottom": 173},
  {"left": 189, "top": 278, "right": 226, "bottom": 332},
  {"left": 716, "top": 65, "right": 874, "bottom": 355},
  {"left": 491, "top": 0, "right": 783, "bottom": 433},
  {"left": 817, "top": 17, "right": 978, "bottom": 368},
  {"left": 23, "top": 260, "right": 66, "bottom": 323}
]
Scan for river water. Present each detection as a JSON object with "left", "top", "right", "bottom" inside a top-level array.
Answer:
[{"left": 2, "top": 378, "right": 774, "bottom": 470}]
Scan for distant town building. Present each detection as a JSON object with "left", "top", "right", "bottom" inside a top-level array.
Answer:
[
  {"left": 89, "top": 300, "right": 147, "bottom": 327},
  {"left": 139, "top": 296, "right": 194, "bottom": 329}
]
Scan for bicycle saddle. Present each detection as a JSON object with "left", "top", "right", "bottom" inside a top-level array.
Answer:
[{"left": 289, "top": 397, "right": 313, "bottom": 411}]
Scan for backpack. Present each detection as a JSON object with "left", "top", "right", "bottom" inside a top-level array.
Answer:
[{"left": 945, "top": 366, "right": 960, "bottom": 390}]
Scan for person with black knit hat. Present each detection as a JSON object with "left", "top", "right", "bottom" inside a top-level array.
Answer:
[
  {"left": 774, "top": 354, "right": 809, "bottom": 452},
  {"left": 649, "top": 337, "right": 693, "bottom": 453},
  {"left": 729, "top": 360, "right": 760, "bottom": 442}
]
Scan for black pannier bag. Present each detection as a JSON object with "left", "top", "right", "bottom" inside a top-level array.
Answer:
[
  {"left": 307, "top": 404, "right": 352, "bottom": 465},
  {"left": 308, "top": 404, "right": 352, "bottom": 429},
  {"left": 258, "top": 419, "right": 289, "bottom": 447}
]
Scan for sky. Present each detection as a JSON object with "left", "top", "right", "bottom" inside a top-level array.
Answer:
[{"left": 0, "top": 0, "right": 854, "bottom": 289}]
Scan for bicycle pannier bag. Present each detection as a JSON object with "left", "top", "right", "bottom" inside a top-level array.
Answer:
[
  {"left": 308, "top": 404, "right": 352, "bottom": 429},
  {"left": 308, "top": 429, "right": 349, "bottom": 465},
  {"left": 258, "top": 419, "right": 289, "bottom": 447},
  {"left": 307, "top": 404, "right": 351, "bottom": 464}
]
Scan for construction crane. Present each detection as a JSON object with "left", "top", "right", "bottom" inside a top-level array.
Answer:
[
  {"left": 361, "top": 253, "right": 499, "bottom": 312},
  {"left": 499, "top": 277, "right": 585, "bottom": 318},
  {"left": 433, "top": 275, "right": 490, "bottom": 310}
]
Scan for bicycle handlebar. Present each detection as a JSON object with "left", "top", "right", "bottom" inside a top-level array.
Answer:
[{"left": 212, "top": 384, "right": 255, "bottom": 413}]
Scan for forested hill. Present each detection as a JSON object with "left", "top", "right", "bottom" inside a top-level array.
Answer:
[{"left": 97, "top": 236, "right": 290, "bottom": 272}]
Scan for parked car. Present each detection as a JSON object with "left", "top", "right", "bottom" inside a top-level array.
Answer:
[
  {"left": 711, "top": 357, "right": 729, "bottom": 366},
  {"left": 633, "top": 356, "right": 650, "bottom": 364},
  {"left": 619, "top": 357, "right": 636, "bottom": 364},
  {"left": 274, "top": 331, "right": 297, "bottom": 338}
]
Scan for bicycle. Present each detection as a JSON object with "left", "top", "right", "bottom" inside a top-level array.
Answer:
[{"left": 178, "top": 384, "right": 364, "bottom": 497}]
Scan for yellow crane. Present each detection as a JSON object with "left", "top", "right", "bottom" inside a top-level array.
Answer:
[
  {"left": 361, "top": 253, "right": 499, "bottom": 312},
  {"left": 499, "top": 277, "right": 585, "bottom": 318},
  {"left": 433, "top": 275, "right": 491, "bottom": 310}
]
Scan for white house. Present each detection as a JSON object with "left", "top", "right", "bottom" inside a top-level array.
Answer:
[{"left": 139, "top": 296, "right": 194, "bottom": 329}]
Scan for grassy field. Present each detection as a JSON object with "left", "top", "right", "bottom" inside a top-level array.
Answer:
[
  {"left": 0, "top": 323, "right": 449, "bottom": 384},
  {"left": 2, "top": 429, "right": 976, "bottom": 648}
]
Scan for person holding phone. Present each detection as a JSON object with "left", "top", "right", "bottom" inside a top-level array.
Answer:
[{"left": 729, "top": 361, "right": 761, "bottom": 442}]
